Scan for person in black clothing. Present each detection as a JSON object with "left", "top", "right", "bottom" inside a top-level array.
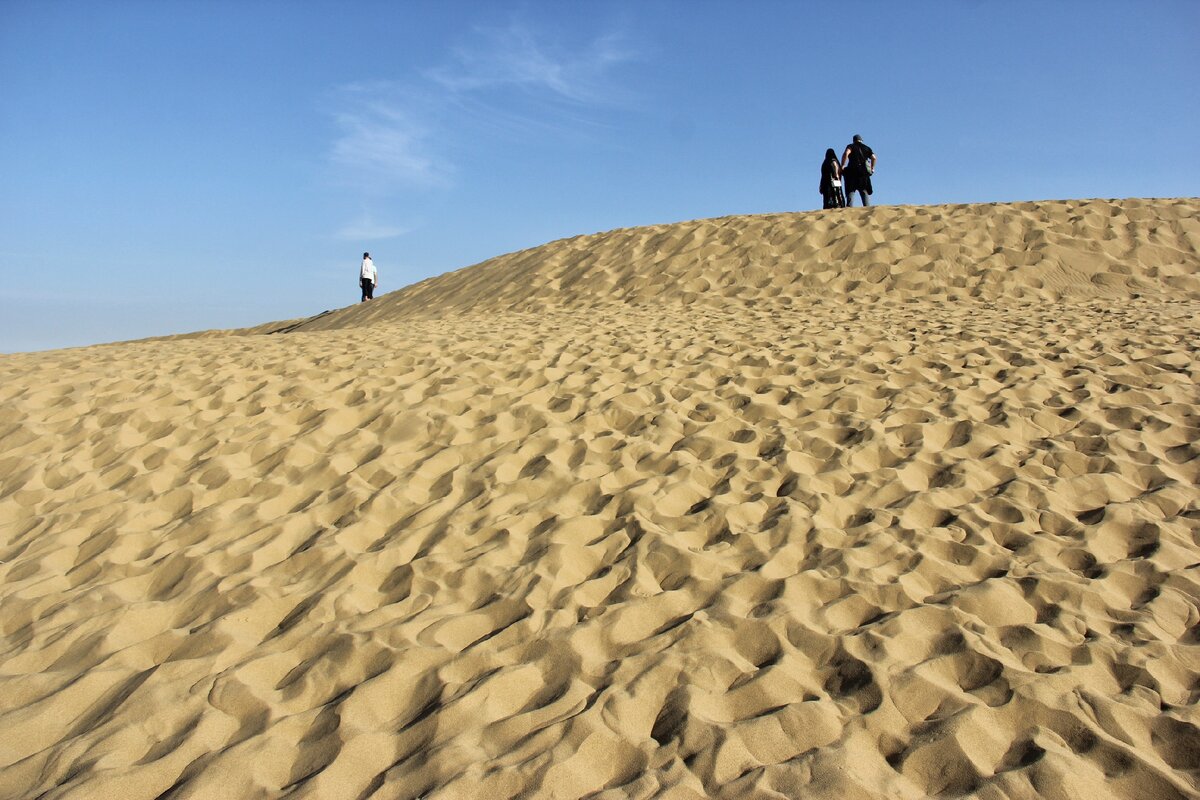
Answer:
[
  {"left": 841, "top": 134, "right": 877, "bottom": 206},
  {"left": 819, "top": 148, "right": 845, "bottom": 209}
]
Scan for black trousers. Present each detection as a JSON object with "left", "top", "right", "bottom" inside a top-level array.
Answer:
[
  {"left": 823, "top": 186, "right": 845, "bottom": 209},
  {"left": 360, "top": 278, "right": 374, "bottom": 301}
]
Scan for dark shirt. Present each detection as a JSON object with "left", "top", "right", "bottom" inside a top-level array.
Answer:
[
  {"left": 821, "top": 157, "right": 839, "bottom": 186},
  {"left": 848, "top": 142, "right": 874, "bottom": 173},
  {"left": 844, "top": 142, "right": 874, "bottom": 194}
]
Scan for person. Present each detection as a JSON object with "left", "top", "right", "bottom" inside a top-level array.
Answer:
[
  {"left": 841, "top": 134, "right": 877, "bottom": 206},
  {"left": 360, "top": 252, "right": 377, "bottom": 301},
  {"left": 819, "top": 148, "right": 845, "bottom": 209}
]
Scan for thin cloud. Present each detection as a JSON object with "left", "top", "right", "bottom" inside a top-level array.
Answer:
[
  {"left": 326, "top": 20, "right": 636, "bottom": 236},
  {"left": 334, "top": 214, "right": 411, "bottom": 242},
  {"left": 428, "top": 23, "right": 634, "bottom": 104},
  {"left": 329, "top": 85, "right": 449, "bottom": 191},
  {"left": 328, "top": 21, "right": 636, "bottom": 183}
]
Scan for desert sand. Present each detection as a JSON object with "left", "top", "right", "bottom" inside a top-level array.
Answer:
[{"left": 1, "top": 198, "right": 1198, "bottom": 799}]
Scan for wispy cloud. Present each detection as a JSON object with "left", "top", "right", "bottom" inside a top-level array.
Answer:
[
  {"left": 325, "top": 19, "right": 637, "bottom": 238},
  {"left": 329, "top": 21, "right": 635, "bottom": 183},
  {"left": 329, "top": 85, "right": 447, "bottom": 191},
  {"left": 334, "top": 213, "right": 411, "bottom": 242},
  {"left": 427, "top": 23, "right": 634, "bottom": 104}
]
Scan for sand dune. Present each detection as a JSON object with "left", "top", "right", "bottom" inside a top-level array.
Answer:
[
  {"left": 248, "top": 197, "right": 1200, "bottom": 335},
  {"left": 1, "top": 198, "right": 1199, "bottom": 799}
]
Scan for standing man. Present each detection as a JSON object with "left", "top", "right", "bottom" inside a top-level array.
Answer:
[
  {"left": 841, "top": 134, "right": 877, "bottom": 207},
  {"left": 360, "top": 252, "right": 377, "bottom": 302}
]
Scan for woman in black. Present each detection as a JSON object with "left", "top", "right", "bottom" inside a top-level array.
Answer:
[
  {"left": 841, "top": 134, "right": 876, "bottom": 206},
  {"left": 819, "top": 148, "right": 845, "bottom": 209}
]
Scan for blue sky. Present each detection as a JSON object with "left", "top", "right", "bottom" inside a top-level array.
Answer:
[{"left": 2, "top": 1, "right": 1197, "bottom": 352}]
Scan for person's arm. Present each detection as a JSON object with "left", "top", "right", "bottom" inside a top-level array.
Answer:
[
  {"left": 870, "top": 152, "right": 877, "bottom": 171},
  {"left": 841, "top": 146, "right": 852, "bottom": 169}
]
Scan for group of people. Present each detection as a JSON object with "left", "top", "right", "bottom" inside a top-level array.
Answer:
[
  {"left": 355, "top": 138, "right": 878, "bottom": 300},
  {"left": 820, "top": 134, "right": 877, "bottom": 209}
]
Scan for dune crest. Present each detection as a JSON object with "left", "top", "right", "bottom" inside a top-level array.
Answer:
[
  {"left": 2, "top": 198, "right": 1199, "bottom": 799},
  {"left": 262, "top": 198, "right": 1200, "bottom": 334}
]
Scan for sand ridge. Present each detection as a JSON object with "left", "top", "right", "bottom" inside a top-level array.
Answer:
[
  {"left": 255, "top": 198, "right": 1200, "bottom": 334},
  {"left": 1, "top": 199, "right": 1199, "bottom": 799}
]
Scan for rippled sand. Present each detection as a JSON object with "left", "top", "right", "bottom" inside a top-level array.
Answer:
[{"left": 2, "top": 199, "right": 1198, "bottom": 799}]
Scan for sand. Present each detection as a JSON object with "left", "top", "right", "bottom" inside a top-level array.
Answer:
[{"left": 1, "top": 198, "right": 1198, "bottom": 799}]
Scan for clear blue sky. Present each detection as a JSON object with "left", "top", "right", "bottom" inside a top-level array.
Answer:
[{"left": 2, "top": 1, "right": 1197, "bottom": 352}]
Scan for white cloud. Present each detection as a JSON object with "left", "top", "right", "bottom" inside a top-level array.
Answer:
[
  {"left": 334, "top": 214, "right": 411, "bottom": 242},
  {"left": 325, "top": 20, "right": 636, "bottom": 237},
  {"left": 428, "top": 23, "right": 634, "bottom": 104},
  {"left": 329, "top": 86, "right": 448, "bottom": 190}
]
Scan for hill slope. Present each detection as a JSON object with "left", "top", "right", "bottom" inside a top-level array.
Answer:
[
  {"left": 263, "top": 198, "right": 1200, "bottom": 334},
  {"left": 1, "top": 198, "right": 1199, "bottom": 800}
]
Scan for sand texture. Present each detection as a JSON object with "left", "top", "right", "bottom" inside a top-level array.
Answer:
[{"left": 2, "top": 198, "right": 1199, "bottom": 799}]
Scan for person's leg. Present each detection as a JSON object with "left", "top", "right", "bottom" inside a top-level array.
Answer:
[
  {"left": 368, "top": 282, "right": 374, "bottom": 300},
  {"left": 361, "top": 278, "right": 369, "bottom": 302},
  {"left": 860, "top": 190, "right": 870, "bottom": 207}
]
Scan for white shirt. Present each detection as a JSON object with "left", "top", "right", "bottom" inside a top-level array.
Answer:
[{"left": 360, "top": 257, "right": 377, "bottom": 283}]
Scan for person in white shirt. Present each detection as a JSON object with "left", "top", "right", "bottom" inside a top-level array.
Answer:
[{"left": 360, "top": 252, "right": 378, "bottom": 302}]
